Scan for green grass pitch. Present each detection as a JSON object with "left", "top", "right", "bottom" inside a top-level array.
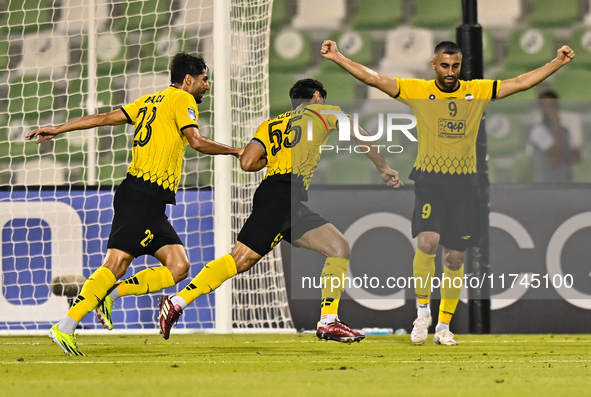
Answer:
[{"left": 1, "top": 333, "right": 589, "bottom": 396}]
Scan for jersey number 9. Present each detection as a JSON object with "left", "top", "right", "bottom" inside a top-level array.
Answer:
[
  {"left": 448, "top": 101, "right": 457, "bottom": 118},
  {"left": 422, "top": 203, "right": 431, "bottom": 219}
]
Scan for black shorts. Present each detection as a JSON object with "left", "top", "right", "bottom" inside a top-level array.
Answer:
[
  {"left": 107, "top": 181, "right": 183, "bottom": 258},
  {"left": 411, "top": 181, "right": 480, "bottom": 252},
  {"left": 237, "top": 179, "right": 329, "bottom": 256}
]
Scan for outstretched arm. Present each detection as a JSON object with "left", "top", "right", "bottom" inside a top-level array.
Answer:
[
  {"left": 351, "top": 118, "right": 403, "bottom": 188},
  {"left": 26, "top": 109, "right": 129, "bottom": 143},
  {"left": 321, "top": 40, "right": 400, "bottom": 98},
  {"left": 497, "top": 46, "right": 575, "bottom": 99},
  {"left": 183, "top": 126, "right": 243, "bottom": 158}
]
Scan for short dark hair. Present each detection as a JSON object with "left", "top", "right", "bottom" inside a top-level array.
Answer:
[
  {"left": 289, "top": 78, "right": 327, "bottom": 109},
  {"left": 170, "top": 53, "right": 208, "bottom": 85},
  {"left": 434, "top": 41, "right": 462, "bottom": 56},
  {"left": 539, "top": 89, "right": 559, "bottom": 100}
]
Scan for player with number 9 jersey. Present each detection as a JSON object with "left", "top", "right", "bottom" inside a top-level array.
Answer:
[
  {"left": 394, "top": 77, "right": 498, "bottom": 185},
  {"left": 322, "top": 37, "right": 575, "bottom": 346}
]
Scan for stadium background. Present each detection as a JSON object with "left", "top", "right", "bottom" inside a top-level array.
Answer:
[
  {"left": 0, "top": 0, "right": 590, "bottom": 334},
  {"left": 269, "top": 0, "right": 591, "bottom": 185}
]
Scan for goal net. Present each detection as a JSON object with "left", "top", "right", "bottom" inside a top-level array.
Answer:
[{"left": 0, "top": 0, "right": 294, "bottom": 334}]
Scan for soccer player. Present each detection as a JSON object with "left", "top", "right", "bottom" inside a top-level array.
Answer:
[
  {"left": 26, "top": 53, "right": 242, "bottom": 356},
  {"left": 158, "top": 78, "right": 403, "bottom": 342},
  {"left": 321, "top": 40, "right": 575, "bottom": 345}
]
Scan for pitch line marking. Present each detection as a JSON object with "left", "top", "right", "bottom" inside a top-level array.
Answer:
[{"left": 2, "top": 358, "right": 591, "bottom": 365}]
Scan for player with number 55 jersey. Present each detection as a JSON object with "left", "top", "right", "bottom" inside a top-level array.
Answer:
[
  {"left": 157, "top": 78, "right": 403, "bottom": 343},
  {"left": 251, "top": 102, "right": 343, "bottom": 200}
]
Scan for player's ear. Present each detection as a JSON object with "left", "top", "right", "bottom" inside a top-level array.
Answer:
[{"left": 312, "top": 91, "right": 323, "bottom": 103}]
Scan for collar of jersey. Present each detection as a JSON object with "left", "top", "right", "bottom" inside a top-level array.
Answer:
[{"left": 433, "top": 80, "right": 461, "bottom": 94}]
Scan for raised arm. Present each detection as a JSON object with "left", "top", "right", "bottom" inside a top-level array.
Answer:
[
  {"left": 350, "top": 118, "right": 403, "bottom": 188},
  {"left": 321, "top": 40, "right": 400, "bottom": 98},
  {"left": 183, "top": 126, "right": 243, "bottom": 158},
  {"left": 497, "top": 46, "right": 575, "bottom": 99},
  {"left": 26, "top": 109, "right": 129, "bottom": 143}
]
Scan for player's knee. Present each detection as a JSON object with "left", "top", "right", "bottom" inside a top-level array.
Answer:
[
  {"left": 338, "top": 244, "right": 351, "bottom": 260},
  {"left": 417, "top": 233, "right": 439, "bottom": 255},
  {"left": 104, "top": 264, "right": 126, "bottom": 280},
  {"left": 443, "top": 254, "right": 463, "bottom": 271},
  {"left": 230, "top": 242, "right": 263, "bottom": 273},
  {"left": 418, "top": 240, "right": 438, "bottom": 256},
  {"left": 327, "top": 239, "right": 351, "bottom": 260},
  {"left": 235, "top": 262, "right": 248, "bottom": 273},
  {"left": 168, "top": 259, "right": 190, "bottom": 283},
  {"left": 233, "top": 257, "right": 256, "bottom": 273},
  {"left": 102, "top": 250, "right": 133, "bottom": 279}
]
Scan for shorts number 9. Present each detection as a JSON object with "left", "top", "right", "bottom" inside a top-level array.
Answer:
[{"left": 422, "top": 203, "right": 431, "bottom": 219}]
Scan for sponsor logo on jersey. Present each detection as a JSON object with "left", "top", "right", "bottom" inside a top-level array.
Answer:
[
  {"left": 438, "top": 118, "right": 466, "bottom": 138},
  {"left": 429, "top": 94, "right": 436, "bottom": 101}
]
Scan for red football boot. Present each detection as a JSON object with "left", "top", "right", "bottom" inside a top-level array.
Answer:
[
  {"left": 158, "top": 295, "right": 183, "bottom": 340},
  {"left": 316, "top": 320, "right": 365, "bottom": 343}
]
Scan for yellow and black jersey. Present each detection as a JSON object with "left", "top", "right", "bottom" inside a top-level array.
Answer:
[
  {"left": 121, "top": 85, "right": 199, "bottom": 203},
  {"left": 251, "top": 103, "right": 343, "bottom": 198},
  {"left": 394, "top": 78, "right": 500, "bottom": 184}
]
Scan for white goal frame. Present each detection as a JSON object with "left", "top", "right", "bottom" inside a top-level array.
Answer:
[{"left": 0, "top": 0, "right": 295, "bottom": 336}]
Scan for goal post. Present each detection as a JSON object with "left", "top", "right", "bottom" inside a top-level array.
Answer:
[
  {"left": 213, "top": 0, "right": 232, "bottom": 334},
  {"left": 227, "top": 0, "right": 294, "bottom": 331},
  {"left": 0, "top": 0, "right": 294, "bottom": 335}
]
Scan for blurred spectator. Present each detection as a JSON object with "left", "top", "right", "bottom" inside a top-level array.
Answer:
[{"left": 529, "top": 90, "right": 580, "bottom": 182}]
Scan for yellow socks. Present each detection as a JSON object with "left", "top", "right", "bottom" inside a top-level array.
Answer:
[
  {"left": 413, "top": 247, "right": 463, "bottom": 328},
  {"left": 177, "top": 254, "right": 237, "bottom": 307},
  {"left": 66, "top": 266, "right": 117, "bottom": 323},
  {"left": 320, "top": 257, "right": 349, "bottom": 324},
  {"left": 115, "top": 266, "right": 175, "bottom": 297},
  {"left": 439, "top": 264, "right": 464, "bottom": 325},
  {"left": 413, "top": 249, "right": 436, "bottom": 306}
]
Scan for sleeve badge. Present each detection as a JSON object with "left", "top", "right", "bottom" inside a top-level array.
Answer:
[{"left": 188, "top": 108, "right": 197, "bottom": 121}]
